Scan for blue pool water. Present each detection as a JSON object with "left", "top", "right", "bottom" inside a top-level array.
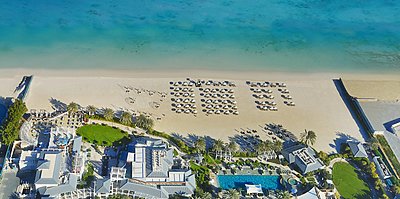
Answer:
[
  {"left": 217, "top": 175, "right": 282, "bottom": 191},
  {"left": 0, "top": 1, "right": 400, "bottom": 73}
]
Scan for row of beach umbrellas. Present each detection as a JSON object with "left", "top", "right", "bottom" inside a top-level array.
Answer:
[{"left": 246, "top": 81, "right": 286, "bottom": 88}]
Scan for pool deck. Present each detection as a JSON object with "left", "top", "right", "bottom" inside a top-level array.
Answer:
[{"left": 219, "top": 166, "right": 279, "bottom": 176}]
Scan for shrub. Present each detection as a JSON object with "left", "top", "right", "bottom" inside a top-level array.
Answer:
[{"left": 0, "top": 99, "right": 27, "bottom": 145}]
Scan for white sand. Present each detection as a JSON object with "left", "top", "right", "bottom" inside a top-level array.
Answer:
[
  {"left": 343, "top": 79, "right": 400, "bottom": 101},
  {"left": 2, "top": 68, "right": 395, "bottom": 153}
]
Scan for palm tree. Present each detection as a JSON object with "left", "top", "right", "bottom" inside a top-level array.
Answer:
[
  {"left": 276, "top": 190, "right": 291, "bottom": 199},
  {"left": 272, "top": 140, "right": 283, "bottom": 152},
  {"left": 394, "top": 185, "right": 400, "bottom": 195},
  {"left": 369, "top": 137, "right": 380, "bottom": 150},
  {"left": 213, "top": 139, "right": 224, "bottom": 158},
  {"left": 256, "top": 140, "right": 274, "bottom": 158},
  {"left": 227, "top": 189, "right": 240, "bottom": 199},
  {"left": 228, "top": 140, "right": 239, "bottom": 153},
  {"left": 103, "top": 108, "right": 114, "bottom": 121},
  {"left": 120, "top": 111, "right": 132, "bottom": 125},
  {"left": 300, "top": 129, "right": 317, "bottom": 146},
  {"left": 87, "top": 105, "right": 96, "bottom": 115},
  {"left": 194, "top": 189, "right": 212, "bottom": 199},
  {"left": 135, "top": 115, "right": 154, "bottom": 131},
  {"left": 67, "top": 102, "right": 79, "bottom": 115},
  {"left": 194, "top": 138, "right": 206, "bottom": 154}
]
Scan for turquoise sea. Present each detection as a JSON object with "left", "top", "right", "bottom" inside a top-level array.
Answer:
[{"left": 0, "top": 0, "right": 399, "bottom": 72}]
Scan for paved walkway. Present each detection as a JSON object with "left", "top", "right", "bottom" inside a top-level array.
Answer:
[
  {"left": 328, "top": 158, "right": 348, "bottom": 168},
  {"left": 0, "top": 169, "right": 19, "bottom": 198},
  {"left": 230, "top": 156, "right": 301, "bottom": 176}
]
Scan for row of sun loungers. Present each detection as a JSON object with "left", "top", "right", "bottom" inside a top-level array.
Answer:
[
  {"left": 169, "top": 83, "right": 197, "bottom": 114},
  {"left": 246, "top": 81, "right": 286, "bottom": 88},
  {"left": 198, "top": 79, "right": 238, "bottom": 116},
  {"left": 202, "top": 109, "right": 239, "bottom": 115}
]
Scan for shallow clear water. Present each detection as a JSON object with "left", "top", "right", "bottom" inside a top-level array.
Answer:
[
  {"left": 217, "top": 175, "right": 282, "bottom": 190},
  {"left": 0, "top": 0, "right": 399, "bottom": 72}
]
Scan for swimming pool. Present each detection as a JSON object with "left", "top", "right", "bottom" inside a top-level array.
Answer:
[{"left": 217, "top": 175, "right": 282, "bottom": 191}]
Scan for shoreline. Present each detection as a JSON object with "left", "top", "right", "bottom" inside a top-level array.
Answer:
[{"left": 0, "top": 67, "right": 400, "bottom": 80}]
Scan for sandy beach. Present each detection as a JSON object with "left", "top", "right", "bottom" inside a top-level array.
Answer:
[{"left": 2, "top": 69, "right": 399, "bottom": 153}]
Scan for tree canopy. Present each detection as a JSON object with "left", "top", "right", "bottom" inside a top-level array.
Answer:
[
  {"left": 0, "top": 99, "right": 27, "bottom": 145},
  {"left": 135, "top": 114, "right": 154, "bottom": 131},
  {"left": 212, "top": 139, "right": 224, "bottom": 152},
  {"left": 120, "top": 111, "right": 132, "bottom": 125},
  {"left": 300, "top": 129, "right": 317, "bottom": 146},
  {"left": 103, "top": 108, "right": 115, "bottom": 121},
  {"left": 194, "top": 138, "right": 206, "bottom": 153},
  {"left": 86, "top": 105, "right": 96, "bottom": 115},
  {"left": 67, "top": 102, "right": 79, "bottom": 114}
]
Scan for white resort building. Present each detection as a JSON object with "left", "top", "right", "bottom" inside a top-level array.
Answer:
[
  {"left": 16, "top": 127, "right": 87, "bottom": 199},
  {"left": 95, "top": 137, "right": 196, "bottom": 199},
  {"left": 282, "top": 143, "right": 325, "bottom": 174}
]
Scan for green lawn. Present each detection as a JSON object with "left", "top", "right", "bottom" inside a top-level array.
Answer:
[
  {"left": 332, "top": 162, "right": 371, "bottom": 199},
  {"left": 190, "top": 161, "right": 210, "bottom": 189},
  {"left": 77, "top": 124, "right": 129, "bottom": 146}
]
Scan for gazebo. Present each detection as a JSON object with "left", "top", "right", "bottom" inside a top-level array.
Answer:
[{"left": 245, "top": 184, "right": 263, "bottom": 196}]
